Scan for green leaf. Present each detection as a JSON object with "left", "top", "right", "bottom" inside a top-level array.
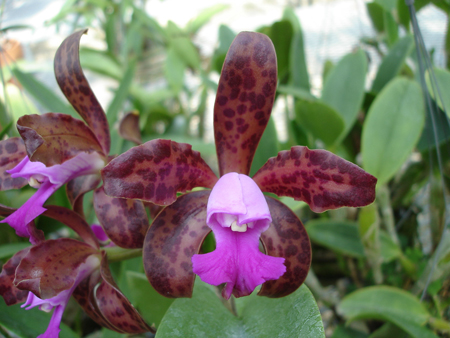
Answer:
[
  {"left": 371, "top": 35, "right": 414, "bottom": 93},
  {"left": 79, "top": 48, "right": 123, "bottom": 80},
  {"left": 171, "top": 37, "right": 201, "bottom": 69},
  {"left": 380, "top": 230, "right": 402, "bottom": 262},
  {"left": 185, "top": 4, "right": 229, "bottom": 34},
  {"left": 290, "top": 30, "right": 310, "bottom": 92},
  {"left": 366, "top": 2, "right": 385, "bottom": 33},
  {"left": 426, "top": 68, "right": 450, "bottom": 118},
  {"left": 374, "top": 0, "right": 397, "bottom": 11},
  {"left": 361, "top": 77, "right": 425, "bottom": 185},
  {"left": 165, "top": 47, "right": 185, "bottom": 93},
  {"left": 384, "top": 11, "right": 399, "bottom": 46},
  {"left": 331, "top": 325, "right": 369, "bottom": 338},
  {"left": 268, "top": 20, "right": 293, "bottom": 81},
  {"left": 126, "top": 271, "right": 174, "bottom": 329},
  {"left": 250, "top": 117, "right": 278, "bottom": 176},
  {"left": 0, "top": 242, "right": 29, "bottom": 259},
  {"left": 369, "top": 323, "right": 413, "bottom": 338},
  {"left": 212, "top": 25, "right": 236, "bottom": 73},
  {"left": 156, "top": 281, "right": 325, "bottom": 338},
  {"left": 0, "top": 299, "right": 78, "bottom": 338},
  {"left": 338, "top": 286, "right": 438, "bottom": 338},
  {"left": 306, "top": 220, "right": 365, "bottom": 258},
  {"left": 321, "top": 49, "right": 367, "bottom": 140},
  {"left": 277, "top": 85, "right": 317, "bottom": 101},
  {"left": 295, "top": 99, "right": 345, "bottom": 147}
]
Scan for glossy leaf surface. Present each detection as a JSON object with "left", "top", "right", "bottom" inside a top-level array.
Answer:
[
  {"left": 143, "top": 190, "right": 211, "bottom": 298},
  {"left": 96, "top": 255, "right": 153, "bottom": 333},
  {"left": 17, "top": 113, "right": 103, "bottom": 166},
  {"left": 102, "top": 139, "right": 217, "bottom": 205},
  {"left": 253, "top": 146, "right": 377, "bottom": 213},
  {"left": 94, "top": 186, "right": 149, "bottom": 248},
  {"left": 0, "top": 247, "right": 30, "bottom": 305},
  {"left": 258, "top": 197, "right": 310, "bottom": 298},
  {"left": 0, "top": 138, "right": 27, "bottom": 190},
  {"left": 54, "top": 29, "right": 111, "bottom": 154},
  {"left": 214, "top": 31, "right": 277, "bottom": 176},
  {"left": 118, "top": 111, "right": 142, "bottom": 145},
  {"left": 14, "top": 238, "right": 99, "bottom": 299}
]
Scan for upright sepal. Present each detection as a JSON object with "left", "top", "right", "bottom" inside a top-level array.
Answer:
[
  {"left": 259, "top": 197, "right": 311, "bottom": 297},
  {"left": 102, "top": 139, "right": 218, "bottom": 205},
  {"left": 17, "top": 113, "right": 104, "bottom": 166},
  {"left": 214, "top": 31, "right": 277, "bottom": 176},
  {"left": 0, "top": 138, "right": 27, "bottom": 190},
  {"left": 0, "top": 247, "right": 30, "bottom": 305},
  {"left": 252, "top": 146, "right": 377, "bottom": 212},
  {"left": 94, "top": 186, "right": 149, "bottom": 248},
  {"left": 144, "top": 190, "right": 211, "bottom": 298},
  {"left": 54, "top": 29, "right": 111, "bottom": 154}
]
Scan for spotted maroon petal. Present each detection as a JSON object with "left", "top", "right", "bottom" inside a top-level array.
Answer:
[
  {"left": 0, "top": 204, "right": 45, "bottom": 245},
  {"left": 54, "top": 29, "right": 110, "bottom": 154},
  {"left": 96, "top": 254, "right": 153, "bottom": 333},
  {"left": 17, "top": 113, "right": 104, "bottom": 166},
  {"left": 214, "top": 31, "right": 277, "bottom": 176},
  {"left": 93, "top": 186, "right": 149, "bottom": 249},
  {"left": 144, "top": 190, "right": 211, "bottom": 298},
  {"left": 14, "top": 238, "right": 99, "bottom": 299},
  {"left": 0, "top": 138, "right": 28, "bottom": 190},
  {"left": 42, "top": 206, "right": 99, "bottom": 249},
  {"left": 258, "top": 196, "right": 311, "bottom": 298},
  {"left": 0, "top": 247, "right": 30, "bottom": 305},
  {"left": 252, "top": 146, "right": 377, "bottom": 213},
  {"left": 118, "top": 111, "right": 142, "bottom": 145},
  {"left": 66, "top": 174, "right": 102, "bottom": 216},
  {"left": 102, "top": 139, "right": 218, "bottom": 205}
]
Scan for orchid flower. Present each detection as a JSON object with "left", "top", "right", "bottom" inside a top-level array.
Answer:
[{"left": 101, "top": 32, "right": 377, "bottom": 299}]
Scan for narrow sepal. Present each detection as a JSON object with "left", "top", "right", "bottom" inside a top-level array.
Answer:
[
  {"left": 42, "top": 206, "right": 99, "bottom": 249},
  {"left": 0, "top": 138, "right": 27, "bottom": 190},
  {"left": 66, "top": 174, "right": 101, "bottom": 215},
  {"left": 0, "top": 247, "right": 30, "bottom": 305},
  {"left": 93, "top": 186, "right": 149, "bottom": 248},
  {"left": 14, "top": 238, "right": 99, "bottom": 299},
  {"left": 17, "top": 113, "right": 104, "bottom": 166},
  {"left": 102, "top": 139, "right": 218, "bottom": 205},
  {"left": 96, "top": 254, "right": 153, "bottom": 333},
  {"left": 252, "top": 146, "right": 377, "bottom": 212},
  {"left": 258, "top": 196, "right": 311, "bottom": 297},
  {"left": 214, "top": 31, "right": 277, "bottom": 176},
  {"left": 54, "top": 29, "right": 110, "bottom": 154},
  {"left": 118, "top": 112, "right": 142, "bottom": 145},
  {"left": 143, "top": 190, "right": 211, "bottom": 298}
]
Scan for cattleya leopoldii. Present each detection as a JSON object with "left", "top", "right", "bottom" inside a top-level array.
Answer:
[
  {"left": 0, "top": 30, "right": 153, "bottom": 337},
  {"left": 102, "top": 32, "right": 377, "bottom": 299}
]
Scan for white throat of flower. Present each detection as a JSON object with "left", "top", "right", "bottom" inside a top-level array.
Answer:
[{"left": 220, "top": 214, "right": 254, "bottom": 233}]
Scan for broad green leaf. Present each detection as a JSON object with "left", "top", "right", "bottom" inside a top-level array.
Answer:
[
  {"left": 306, "top": 220, "right": 365, "bottom": 258},
  {"left": 295, "top": 99, "right": 344, "bottom": 147},
  {"left": 425, "top": 68, "right": 450, "bottom": 118},
  {"left": 165, "top": 47, "right": 185, "bottom": 93},
  {"left": 250, "top": 117, "right": 278, "bottom": 176},
  {"left": 79, "top": 48, "right": 122, "bottom": 80},
  {"left": 277, "top": 85, "right": 317, "bottom": 101},
  {"left": 212, "top": 25, "right": 236, "bottom": 73},
  {"left": 282, "top": 7, "right": 302, "bottom": 32},
  {"left": 361, "top": 77, "right": 425, "bottom": 185},
  {"left": 185, "top": 4, "right": 229, "bottom": 34},
  {"left": 366, "top": 2, "right": 385, "bottom": 33},
  {"left": 384, "top": 11, "right": 398, "bottom": 46},
  {"left": 369, "top": 323, "right": 412, "bottom": 338},
  {"left": 290, "top": 29, "right": 310, "bottom": 91},
  {"left": 126, "top": 271, "right": 174, "bottom": 329},
  {"left": 0, "top": 299, "right": 78, "bottom": 338},
  {"left": 321, "top": 49, "right": 367, "bottom": 139},
  {"left": 331, "top": 325, "right": 369, "bottom": 338},
  {"left": 156, "top": 281, "right": 324, "bottom": 338},
  {"left": 371, "top": 35, "right": 414, "bottom": 93},
  {"left": 171, "top": 37, "right": 200, "bottom": 69},
  {"left": 375, "top": 0, "right": 397, "bottom": 11},
  {"left": 0, "top": 242, "right": 29, "bottom": 260},
  {"left": 1, "top": 83, "right": 39, "bottom": 123},
  {"left": 338, "top": 286, "right": 438, "bottom": 338},
  {"left": 268, "top": 20, "right": 293, "bottom": 81},
  {"left": 380, "top": 230, "right": 402, "bottom": 262}
]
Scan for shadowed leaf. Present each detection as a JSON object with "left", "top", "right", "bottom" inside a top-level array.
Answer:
[
  {"left": 42, "top": 206, "right": 99, "bottom": 249},
  {"left": 17, "top": 113, "right": 103, "bottom": 166},
  {"left": 214, "top": 31, "right": 277, "bottom": 176},
  {"left": 96, "top": 255, "right": 153, "bottom": 333},
  {"left": 258, "top": 197, "right": 311, "bottom": 298},
  {"left": 94, "top": 186, "right": 149, "bottom": 248},
  {"left": 102, "top": 139, "right": 217, "bottom": 205},
  {"left": 54, "top": 29, "right": 111, "bottom": 154},
  {"left": 14, "top": 238, "right": 99, "bottom": 299},
  {"left": 0, "top": 247, "right": 30, "bottom": 305},
  {"left": 252, "top": 146, "right": 377, "bottom": 213},
  {"left": 0, "top": 138, "right": 27, "bottom": 190},
  {"left": 118, "top": 111, "right": 142, "bottom": 145},
  {"left": 143, "top": 190, "right": 211, "bottom": 298},
  {"left": 66, "top": 174, "right": 101, "bottom": 216}
]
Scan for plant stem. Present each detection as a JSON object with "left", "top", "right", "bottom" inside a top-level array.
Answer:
[
  {"left": 104, "top": 246, "right": 142, "bottom": 263},
  {"left": 377, "top": 185, "right": 400, "bottom": 246}
]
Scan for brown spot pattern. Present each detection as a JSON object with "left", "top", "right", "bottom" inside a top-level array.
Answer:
[
  {"left": 143, "top": 190, "right": 211, "bottom": 298},
  {"left": 0, "top": 247, "right": 31, "bottom": 305},
  {"left": 54, "top": 29, "right": 110, "bottom": 154},
  {"left": 214, "top": 32, "right": 277, "bottom": 176},
  {"left": 94, "top": 186, "right": 149, "bottom": 249},
  {"left": 96, "top": 254, "right": 152, "bottom": 333},
  {"left": 0, "top": 138, "right": 27, "bottom": 191},
  {"left": 252, "top": 146, "right": 377, "bottom": 213},
  {"left": 17, "top": 113, "right": 104, "bottom": 166},
  {"left": 66, "top": 173, "right": 102, "bottom": 216},
  {"left": 118, "top": 111, "right": 142, "bottom": 145},
  {"left": 102, "top": 139, "right": 218, "bottom": 205},
  {"left": 258, "top": 196, "right": 311, "bottom": 298},
  {"left": 14, "top": 238, "right": 99, "bottom": 299}
]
